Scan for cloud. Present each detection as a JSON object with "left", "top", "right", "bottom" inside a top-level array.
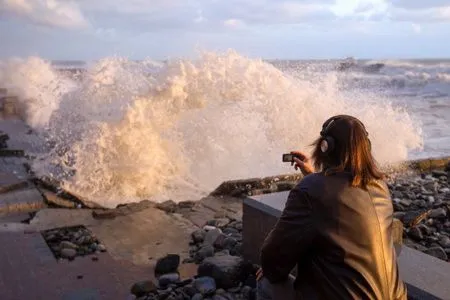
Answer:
[
  {"left": 388, "top": 6, "right": 450, "bottom": 23},
  {"left": 391, "top": 0, "right": 450, "bottom": 10},
  {"left": 411, "top": 23, "right": 422, "bottom": 33},
  {"left": 0, "top": 0, "right": 89, "bottom": 29}
]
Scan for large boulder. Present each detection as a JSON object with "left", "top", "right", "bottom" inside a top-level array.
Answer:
[
  {"left": 197, "top": 254, "right": 254, "bottom": 289},
  {"left": 155, "top": 254, "right": 180, "bottom": 276}
]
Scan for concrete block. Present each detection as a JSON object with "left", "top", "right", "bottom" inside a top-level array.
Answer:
[{"left": 1, "top": 96, "right": 18, "bottom": 116}]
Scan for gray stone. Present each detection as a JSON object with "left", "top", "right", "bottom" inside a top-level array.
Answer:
[
  {"left": 204, "top": 229, "right": 222, "bottom": 246},
  {"left": 191, "top": 294, "right": 204, "bottom": 300},
  {"left": 195, "top": 245, "right": 215, "bottom": 262},
  {"left": 97, "top": 244, "right": 107, "bottom": 252},
  {"left": 418, "top": 224, "right": 432, "bottom": 236},
  {"left": 206, "top": 218, "right": 230, "bottom": 228},
  {"left": 399, "top": 199, "right": 412, "bottom": 207},
  {"left": 192, "top": 230, "right": 206, "bottom": 244},
  {"left": 60, "top": 248, "right": 77, "bottom": 259},
  {"left": 424, "top": 247, "right": 448, "bottom": 261},
  {"left": 439, "top": 188, "right": 450, "bottom": 193},
  {"left": 438, "top": 236, "right": 450, "bottom": 248},
  {"left": 241, "top": 286, "right": 252, "bottom": 299},
  {"left": 156, "top": 200, "right": 177, "bottom": 213},
  {"left": 408, "top": 227, "right": 423, "bottom": 241},
  {"left": 233, "top": 222, "right": 243, "bottom": 231},
  {"left": 222, "top": 227, "right": 239, "bottom": 235},
  {"left": 182, "top": 284, "right": 197, "bottom": 297},
  {"left": 130, "top": 281, "right": 157, "bottom": 297},
  {"left": 203, "top": 225, "right": 218, "bottom": 232},
  {"left": 60, "top": 241, "right": 78, "bottom": 249},
  {"left": 432, "top": 170, "right": 447, "bottom": 178},
  {"left": 159, "top": 273, "right": 180, "bottom": 287},
  {"left": 155, "top": 254, "right": 180, "bottom": 275},
  {"left": 194, "top": 277, "right": 216, "bottom": 295},
  {"left": 215, "top": 288, "right": 226, "bottom": 294},
  {"left": 198, "top": 254, "right": 244, "bottom": 289},
  {"left": 430, "top": 208, "right": 447, "bottom": 219}
]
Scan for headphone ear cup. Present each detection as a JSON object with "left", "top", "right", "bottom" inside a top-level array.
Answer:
[{"left": 320, "top": 136, "right": 335, "bottom": 153}]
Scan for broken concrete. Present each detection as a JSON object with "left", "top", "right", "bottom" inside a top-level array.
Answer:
[
  {"left": 0, "top": 171, "right": 28, "bottom": 194},
  {"left": 0, "top": 187, "right": 46, "bottom": 215}
]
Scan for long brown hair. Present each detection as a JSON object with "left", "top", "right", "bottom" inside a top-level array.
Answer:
[{"left": 311, "top": 115, "right": 384, "bottom": 188}]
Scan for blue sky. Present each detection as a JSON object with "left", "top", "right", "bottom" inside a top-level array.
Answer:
[{"left": 0, "top": 0, "right": 450, "bottom": 60}]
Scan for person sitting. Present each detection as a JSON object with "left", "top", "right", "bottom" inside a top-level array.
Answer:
[{"left": 256, "top": 115, "right": 407, "bottom": 300}]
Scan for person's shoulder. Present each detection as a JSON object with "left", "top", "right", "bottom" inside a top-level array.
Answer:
[
  {"left": 296, "top": 172, "right": 325, "bottom": 192},
  {"left": 367, "top": 178, "right": 390, "bottom": 194}
]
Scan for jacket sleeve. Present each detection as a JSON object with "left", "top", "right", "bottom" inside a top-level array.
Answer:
[{"left": 260, "top": 185, "right": 316, "bottom": 284}]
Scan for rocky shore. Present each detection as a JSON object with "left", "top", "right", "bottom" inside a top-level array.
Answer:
[
  {"left": 389, "top": 168, "right": 450, "bottom": 262},
  {"left": 123, "top": 163, "right": 450, "bottom": 300}
]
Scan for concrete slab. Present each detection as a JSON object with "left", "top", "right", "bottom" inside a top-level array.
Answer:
[
  {"left": 0, "top": 231, "right": 153, "bottom": 300},
  {"left": 0, "top": 171, "right": 28, "bottom": 193},
  {"left": 89, "top": 207, "right": 197, "bottom": 266},
  {"left": 28, "top": 208, "right": 100, "bottom": 230},
  {"left": 0, "top": 118, "right": 44, "bottom": 154},
  {"left": 0, "top": 187, "right": 45, "bottom": 215},
  {"left": 199, "top": 196, "right": 243, "bottom": 220},
  {"left": 398, "top": 247, "right": 450, "bottom": 300},
  {"left": 41, "top": 189, "right": 77, "bottom": 208}
]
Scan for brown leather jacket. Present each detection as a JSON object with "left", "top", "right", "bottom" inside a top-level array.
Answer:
[{"left": 260, "top": 171, "right": 407, "bottom": 300}]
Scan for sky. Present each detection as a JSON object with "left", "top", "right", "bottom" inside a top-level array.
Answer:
[{"left": 0, "top": 0, "right": 450, "bottom": 60}]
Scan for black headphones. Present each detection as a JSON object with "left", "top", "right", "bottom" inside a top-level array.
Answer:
[{"left": 319, "top": 116, "right": 370, "bottom": 154}]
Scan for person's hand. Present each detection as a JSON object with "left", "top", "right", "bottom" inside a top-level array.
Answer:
[
  {"left": 256, "top": 267, "right": 263, "bottom": 281},
  {"left": 291, "top": 151, "right": 315, "bottom": 176}
]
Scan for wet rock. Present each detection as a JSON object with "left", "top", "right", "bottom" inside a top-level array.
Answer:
[
  {"left": 432, "top": 170, "right": 447, "bottom": 178},
  {"left": 206, "top": 218, "right": 230, "bottom": 228},
  {"left": 232, "top": 221, "right": 243, "bottom": 231},
  {"left": 430, "top": 208, "right": 447, "bottom": 219},
  {"left": 399, "top": 199, "right": 412, "bottom": 207},
  {"left": 241, "top": 286, "right": 253, "bottom": 299},
  {"left": 402, "top": 210, "right": 431, "bottom": 227},
  {"left": 97, "top": 244, "right": 107, "bottom": 252},
  {"left": 393, "top": 212, "right": 406, "bottom": 220},
  {"left": 213, "top": 234, "right": 228, "bottom": 250},
  {"left": 276, "top": 181, "right": 297, "bottom": 191},
  {"left": 198, "top": 254, "right": 244, "bottom": 289},
  {"left": 191, "top": 293, "right": 204, "bottom": 300},
  {"left": 156, "top": 200, "right": 177, "bottom": 213},
  {"left": 194, "top": 276, "right": 216, "bottom": 295},
  {"left": 192, "top": 230, "right": 206, "bottom": 244},
  {"left": 222, "top": 227, "right": 239, "bottom": 235},
  {"left": 203, "top": 225, "right": 218, "bottom": 232},
  {"left": 438, "top": 236, "right": 450, "bottom": 248},
  {"left": 159, "top": 273, "right": 180, "bottom": 287},
  {"left": 418, "top": 224, "right": 432, "bottom": 236},
  {"left": 424, "top": 247, "right": 448, "bottom": 261},
  {"left": 130, "top": 280, "right": 157, "bottom": 297},
  {"left": 182, "top": 284, "right": 198, "bottom": 297},
  {"left": 60, "top": 248, "right": 77, "bottom": 259},
  {"left": 204, "top": 229, "right": 222, "bottom": 246},
  {"left": 155, "top": 254, "right": 180, "bottom": 275},
  {"left": 408, "top": 227, "right": 423, "bottom": 241},
  {"left": 60, "top": 241, "right": 78, "bottom": 249},
  {"left": 195, "top": 245, "right": 215, "bottom": 262}
]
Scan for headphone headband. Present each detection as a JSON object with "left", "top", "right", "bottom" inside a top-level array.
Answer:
[
  {"left": 320, "top": 115, "right": 368, "bottom": 137},
  {"left": 319, "top": 115, "right": 370, "bottom": 154}
]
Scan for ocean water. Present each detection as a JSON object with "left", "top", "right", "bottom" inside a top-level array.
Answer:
[{"left": 0, "top": 51, "right": 448, "bottom": 207}]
